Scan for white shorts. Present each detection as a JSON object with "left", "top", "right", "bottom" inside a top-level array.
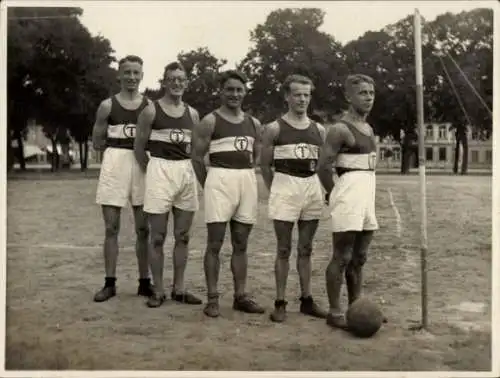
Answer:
[
  {"left": 329, "top": 170, "right": 378, "bottom": 232},
  {"left": 143, "top": 157, "right": 199, "bottom": 214},
  {"left": 96, "top": 147, "right": 145, "bottom": 208},
  {"left": 204, "top": 167, "right": 258, "bottom": 224},
  {"left": 268, "top": 172, "right": 324, "bottom": 222}
]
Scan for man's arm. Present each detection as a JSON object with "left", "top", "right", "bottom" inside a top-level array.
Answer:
[
  {"left": 91, "top": 99, "right": 112, "bottom": 151},
  {"left": 188, "top": 106, "right": 200, "bottom": 125},
  {"left": 316, "top": 123, "right": 348, "bottom": 196},
  {"left": 191, "top": 113, "right": 215, "bottom": 188},
  {"left": 251, "top": 116, "right": 263, "bottom": 167},
  {"left": 133, "top": 101, "right": 155, "bottom": 172},
  {"left": 260, "top": 121, "right": 279, "bottom": 191}
]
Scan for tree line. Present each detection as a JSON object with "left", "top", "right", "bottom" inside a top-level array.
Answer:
[{"left": 7, "top": 7, "right": 493, "bottom": 174}]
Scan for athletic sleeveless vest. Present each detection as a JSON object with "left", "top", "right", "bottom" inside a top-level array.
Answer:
[
  {"left": 335, "top": 120, "right": 377, "bottom": 177},
  {"left": 208, "top": 112, "right": 257, "bottom": 169},
  {"left": 106, "top": 95, "right": 149, "bottom": 150},
  {"left": 148, "top": 101, "right": 194, "bottom": 160},
  {"left": 273, "top": 118, "right": 323, "bottom": 178}
]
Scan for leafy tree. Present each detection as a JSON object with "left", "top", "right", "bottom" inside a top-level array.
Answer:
[
  {"left": 7, "top": 7, "right": 118, "bottom": 171},
  {"left": 425, "top": 8, "right": 493, "bottom": 174},
  {"left": 344, "top": 15, "right": 439, "bottom": 173},
  {"left": 144, "top": 47, "right": 227, "bottom": 118},
  {"left": 238, "top": 8, "right": 348, "bottom": 123}
]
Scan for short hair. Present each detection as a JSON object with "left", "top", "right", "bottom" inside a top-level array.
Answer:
[
  {"left": 282, "top": 74, "right": 315, "bottom": 94},
  {"left": 162, "top": 62, "right": 187, "bottom": 80},
  {"left": 344, "top": 74, "right": 375, "bottom": 93},
  {"left": 118, "top": 55, "right": 143, "bottom": 68},
  {"left": 220, "top": 70, "right": 247, "bottom": 87}
]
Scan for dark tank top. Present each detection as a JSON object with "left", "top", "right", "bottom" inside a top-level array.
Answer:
[
  {"left": 148, "top": 101, "right": 194, "bottom": 160},
  {"left": 335, "top": 120, "right": 377, "bottom": 177},
  {"left": 208, "top": 112, "right": 257, "bottom": 169},
  {"left": 106, "top": 95, "right": 149, "bottom": 150},
  {"left": 272, "top": 118, "right": 323, "bottom": 178}
]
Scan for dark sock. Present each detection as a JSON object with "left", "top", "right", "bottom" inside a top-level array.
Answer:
[
  {"left": 138, "top": 278, "right": 150, "bottom": 287},
  {"left": 105, "top": 277, "right": 116, "bottom": 288}
]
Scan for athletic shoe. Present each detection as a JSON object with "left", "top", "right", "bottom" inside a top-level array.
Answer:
[
  {"left": 233, "top": 294, "right": 265, "bottom": 314},
  {"left": 299, "top": 296, "right": 328, "bottom": 319},
  {"left": 93, "top": 286, "right": 116, "bottom": 302},
  {"left": 270, "top": 300, "right": 288, "bottom": 322},
  {"left": 171, "top": 291, "right": 202, "bottom": 305}
]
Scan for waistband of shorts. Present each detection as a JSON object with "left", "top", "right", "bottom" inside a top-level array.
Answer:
[
  {"left": 336, "top": 168, "right": 375, "bottom": 177},
  {"left": 150, "top": 156, "right": 191, "bottom": 164},
  {"left": 208, "top": 166, "right": 256, "bottom": 172},
  {"left": 275, "top": 171, "right": 317, "bottom": 180}
]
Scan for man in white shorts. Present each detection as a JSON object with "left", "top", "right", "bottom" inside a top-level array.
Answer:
[
  {"left": 191, "top": 70, "right": 265, "bottom": 318},
  {"left": 316, "top": 74, "right": 382, "bottom": 329},
  {"left": 134, "top": 62, "right": 202, "bottom": 308},
  {"left": 92, "top": 55, "right": 153, "bottom": 302},
  {"left": 260, "top": 74, "right": 328, "bottom": 323}
]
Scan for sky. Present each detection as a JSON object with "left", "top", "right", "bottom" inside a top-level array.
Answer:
[{"left": 7, "top": 0, "right": 497, "bottom": 90}]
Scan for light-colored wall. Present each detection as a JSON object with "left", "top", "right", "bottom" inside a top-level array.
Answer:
[{"left": 375, "top": 123, "right": 492, "bottom": 169}]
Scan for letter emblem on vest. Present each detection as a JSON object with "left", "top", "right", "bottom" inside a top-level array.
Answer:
[
  {"left": 170, "top": 129, "right": 185, "bottom": 144},
  {"left": 234, "top": 136, "right": 249, "bottom": 151},
  {"left": 123, "top": 124, "right": 136, "bottom": 138},
  {"left": 294, "top": 143, "right": 311, "bottom": 159}
]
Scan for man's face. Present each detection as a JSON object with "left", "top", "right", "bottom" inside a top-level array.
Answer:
[
  {"left": 221, "top": 78, "right": 246, "bottom": 109},
  {"left": 118, "top": 61, "right": 143, "bottom": 92},
  {"left": 285, "top": 82, "right": 312, "bottom": 115},
  {"left": 347, "top": 81, "right": 375, "bottom": 115},
  {"left": 162, "top": 68, "right": 188, "bottom": 97}
]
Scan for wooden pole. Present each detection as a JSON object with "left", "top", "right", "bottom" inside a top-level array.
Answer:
[{"left": 413, "top": 8, "right": 429, "bottom": 330}]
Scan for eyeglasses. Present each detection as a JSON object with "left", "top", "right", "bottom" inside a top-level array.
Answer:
[{"left": 165, "top": 77, "right": 187, "bottom": 84}]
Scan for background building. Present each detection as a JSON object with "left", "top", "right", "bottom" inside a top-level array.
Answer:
[{"left": 376, "top": 123, "right": 492, "bottom": 170}]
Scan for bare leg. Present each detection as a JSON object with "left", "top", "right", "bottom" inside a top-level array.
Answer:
[
  {"left": 171, "top": 207, "right": 201, "bottom": 304},
  {"left": 269, "top": 220, "right": 293, "bottom": 322},
  {"left": 94, "top": 205, "right": 121, "bottom": 302},
  {"left": 230, "top": 220, "right": 265, "bottom": 314},
  {"left": 132, "top": 205, "right": 154, "bottom": 297},
  {"left": 146, "top": 212, "right": 168, "bottom": 308},
  {"left": 297, "top": 219, "right": 327, "bottom": 318},
  {"left": 325, "top": 231, "right": 357, "bottom": 329},
  {"left": 345, "top": 230, "right": 374, "bottom": 305},
  {"left": 203, "top": 222, "right": 227, "bottom": 317}
]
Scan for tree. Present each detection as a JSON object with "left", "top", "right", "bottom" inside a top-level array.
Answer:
[
  {"left": 238, "top": 8, "right": 348, "bottom": 123},
  {"left": 425, "top": 8, "right": 493, "bottom": 174},
  {"left": 144, "top": 47, "right": 227, "bottom": 118},
  {"left": 7, "top": 7, "right": 118, "bottom": 171},
  {"left": 344, "top": 15, "right": 440, "bottom": 174},
  {"left": 178, "top": 47, "right": 228, "bottom": 117}
]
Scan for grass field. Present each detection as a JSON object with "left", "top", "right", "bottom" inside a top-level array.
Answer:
[{"left": 5, "top": 173, "right": 492, "bottom": 371}]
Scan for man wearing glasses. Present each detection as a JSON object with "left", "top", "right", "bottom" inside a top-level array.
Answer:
[{"left": 134, "top": 62, "right": 202, "bottom": 308}]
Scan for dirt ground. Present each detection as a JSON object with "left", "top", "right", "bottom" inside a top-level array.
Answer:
[{"left": 5, "top": 174, "right": 492, "bottom": 371}]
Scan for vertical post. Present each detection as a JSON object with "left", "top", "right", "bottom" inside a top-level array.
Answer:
[{"left": 413, "top": 8, "right": 429, "bottom": 330}]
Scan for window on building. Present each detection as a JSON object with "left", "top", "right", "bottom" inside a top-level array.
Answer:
[
  {"left": 392, "top": 147, "right": 401, "bottom": 161},
  {"left": 439, "top": 147, "right": 447, "bottom": 161},
  {"left": 471, "top": 150, "right": 479, "bottom": 163},
  {"left": 425, "top": 125, "right": 433, "bottom": 139},
  {"left": 426, "top": 147, "right": 433, "bottom": 161},
  {"left": 486, "top": 150, "right": 492, "bottom": 163},
  {"left": 438, "top": 125, "right": 447, "bottom": 140},
  {"left": 379, "top": 147, "right": 386, "bottom": 161}
]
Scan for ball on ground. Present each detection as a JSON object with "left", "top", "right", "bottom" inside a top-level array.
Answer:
[{"left": 346, "top": 297, "right": 384, "bottom": 338}]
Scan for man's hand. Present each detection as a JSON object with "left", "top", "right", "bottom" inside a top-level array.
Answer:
[{"left": 134, "top": 101, "right": 155, "bottom": 173}]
